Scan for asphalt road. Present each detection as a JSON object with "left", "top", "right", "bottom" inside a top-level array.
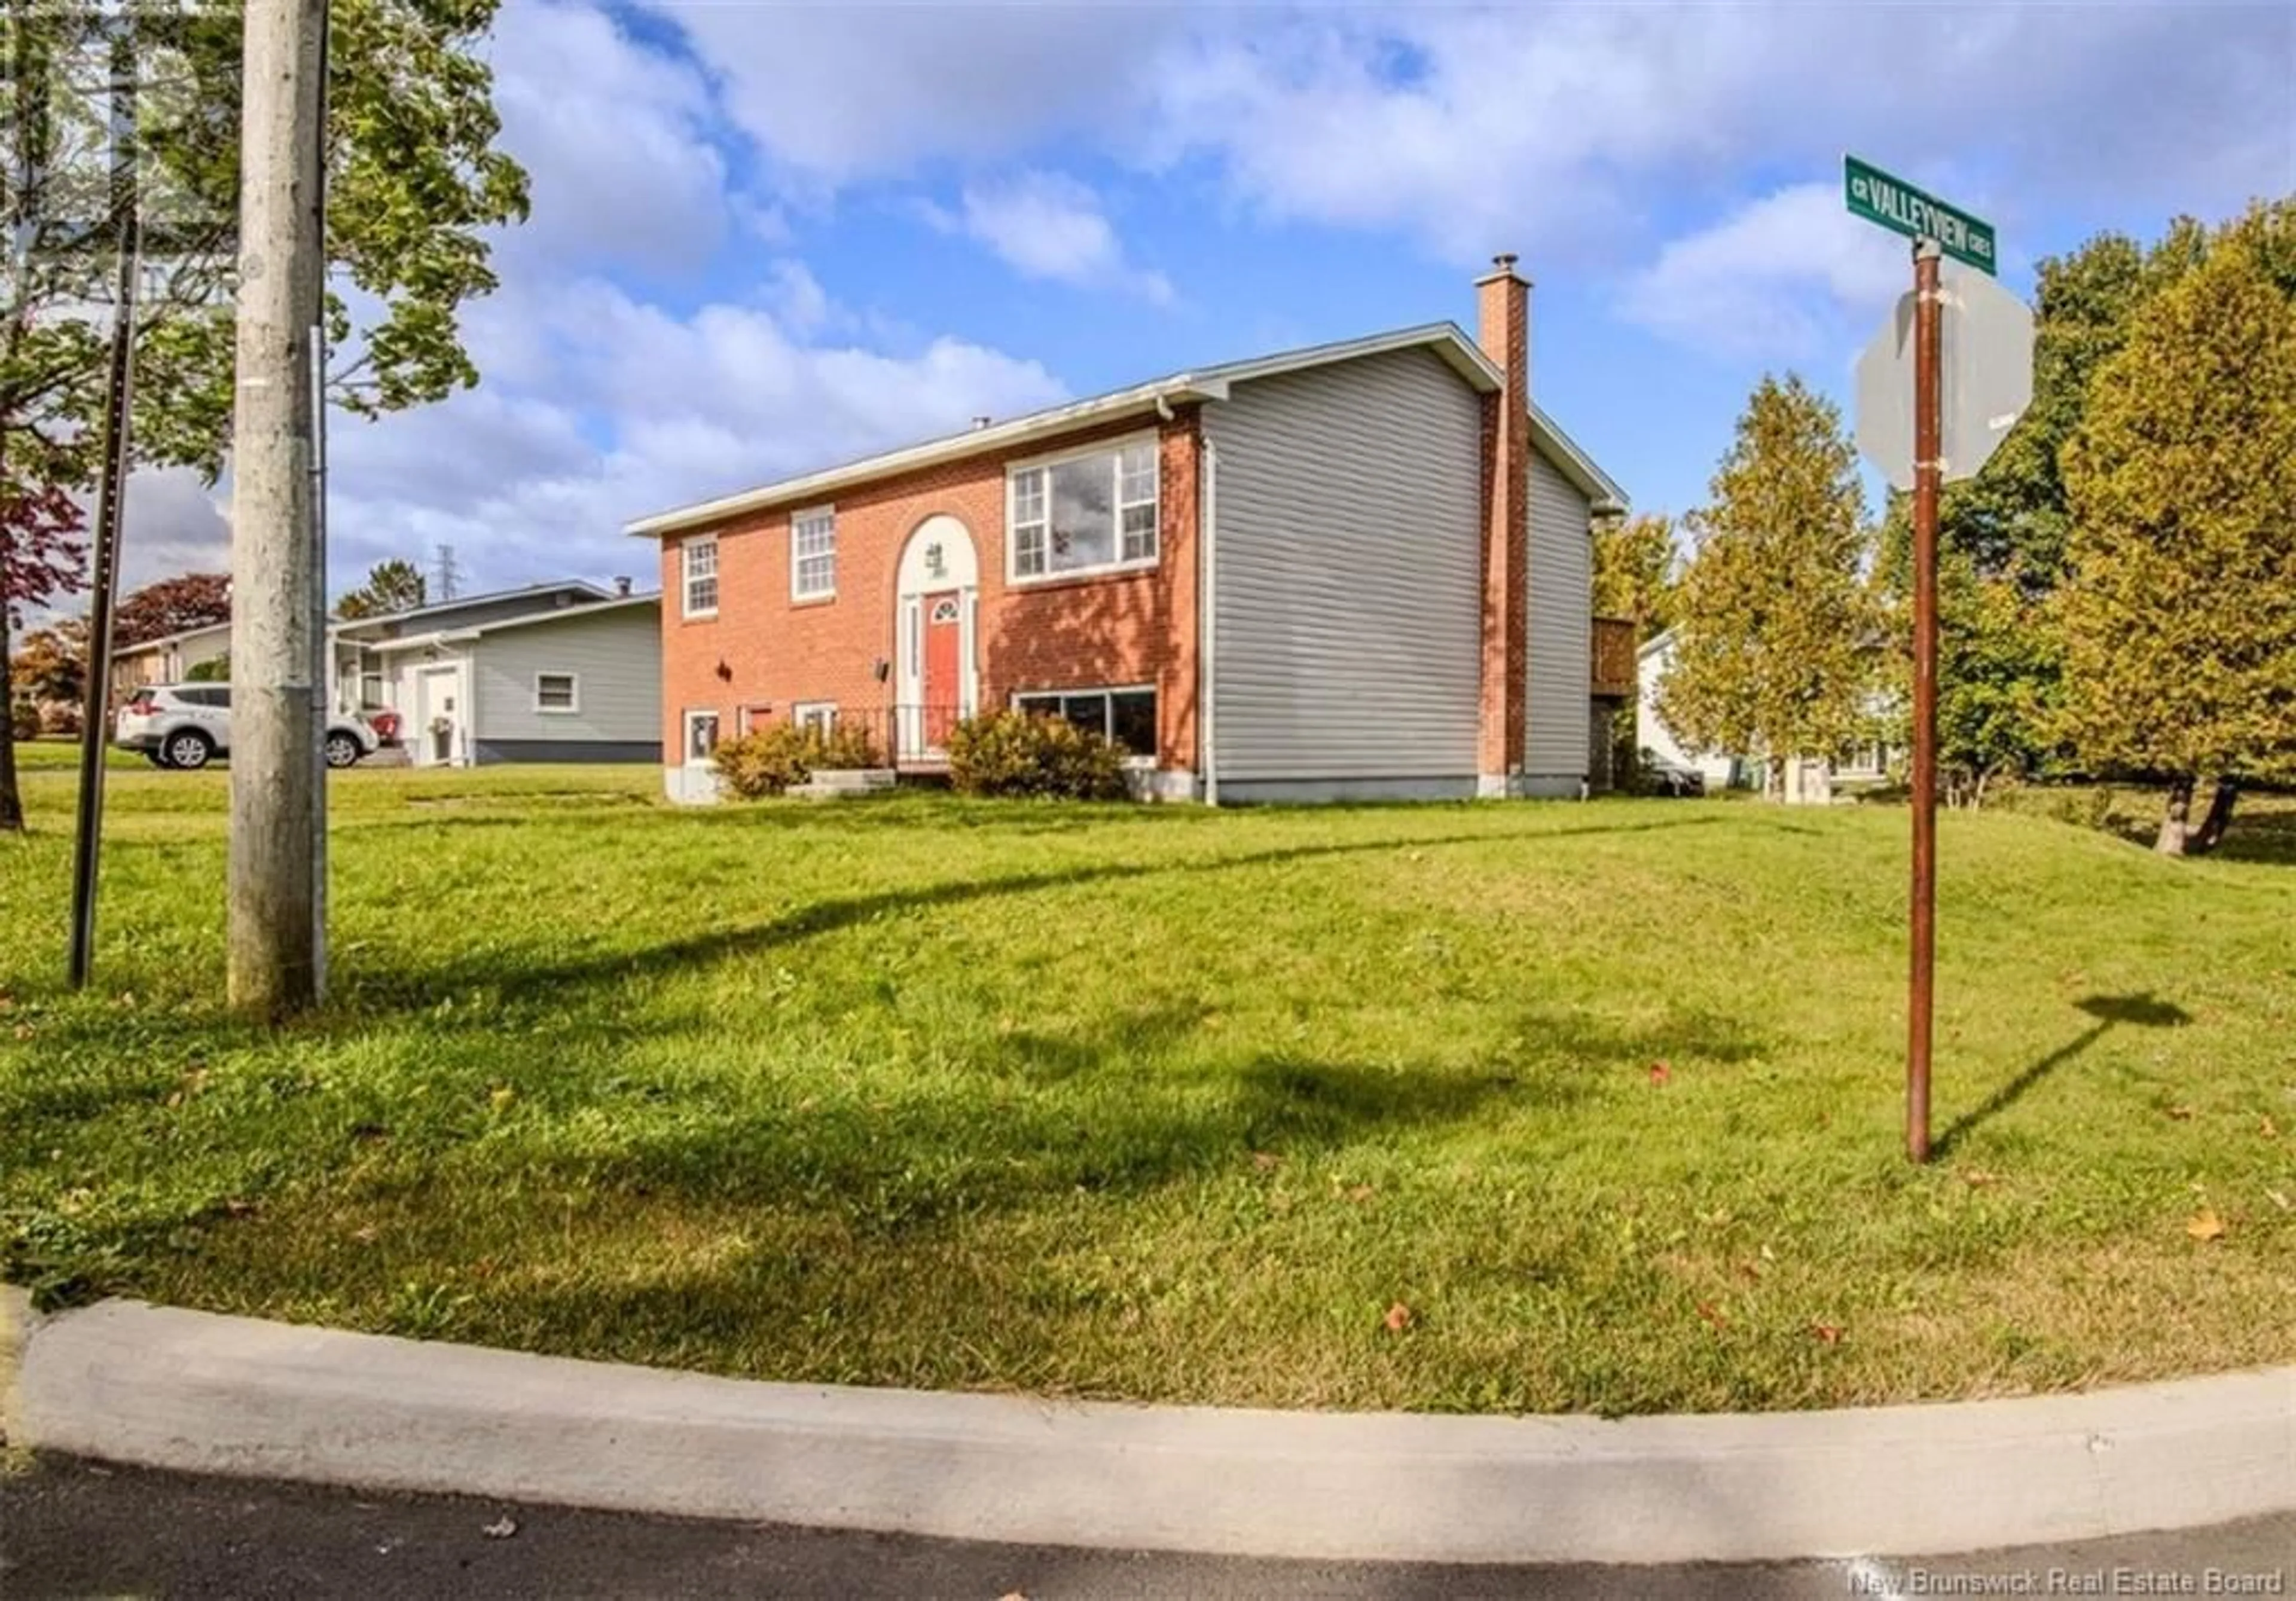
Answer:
[{"left": 2, "top": 1456, "right": 2289, "bottom": 1600}]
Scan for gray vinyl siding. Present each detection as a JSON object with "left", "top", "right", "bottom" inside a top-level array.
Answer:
[
  {"left": 470, "top": 605, "right": 661, "bottom": 750},
  {"left": 1526, "top": 448, "right": 1593, "bottom": 783},
  {"left": 1205, "top": 346, "right": 1484, "bottom": 783},
  {"left": 475, "top": 738, "right": 656, "bottom": 765}
]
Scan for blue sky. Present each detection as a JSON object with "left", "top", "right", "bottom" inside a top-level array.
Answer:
[{"left": 120, "top": 0, "right": 2296, "bottom": 595}]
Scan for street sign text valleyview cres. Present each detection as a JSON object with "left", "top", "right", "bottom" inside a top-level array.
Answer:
[{"left": 1845, "top": 155, "right": 1998, "bottom": 276}]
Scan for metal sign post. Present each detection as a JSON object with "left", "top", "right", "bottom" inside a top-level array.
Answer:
[
  {"left": 1907, "top": 239, "right": 1943, "bottom": 1163},
  {"left": 66, "top": 19, "right": 143, "bottom": 989},
  {"left": 1846, "top": 155, "right": 2032, "bottom": 1163}
]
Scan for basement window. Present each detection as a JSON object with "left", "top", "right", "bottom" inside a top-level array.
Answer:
[{"left": 1014, "top": 686, "right": 1157, "bottom": 759}]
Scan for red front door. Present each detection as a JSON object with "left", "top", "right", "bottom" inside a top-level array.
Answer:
[{"left": 922, "top": 591, "right": 961, "bottom": 746}]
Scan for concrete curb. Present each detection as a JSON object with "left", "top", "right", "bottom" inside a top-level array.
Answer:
[{"left": 10, "top": 1295, "right": 2294, "bottom": 1564}]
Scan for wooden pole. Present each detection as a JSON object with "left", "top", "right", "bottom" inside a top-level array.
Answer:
[
  {"left": 1907, "top": 237, "right": 1943, "bottom": 1163},
  {"left": 227, "top": 0, "right": 328, "bottom": 1018}
]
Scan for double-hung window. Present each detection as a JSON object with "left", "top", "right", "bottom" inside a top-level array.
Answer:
[
  {"left": 1013, "top": 686, "right": 1157, "bottom": 759},
  {"left": 682, "top": 536, "right": 719, "bottom": 618},
  {"left": 792, "top": 508, "right": 836, "bottom": 601},
  {"left": 792, "top": 701, "right": 837, "bottom": 737},
  {"left": 1009, "top": 437, "right": 1159, "bottom": 581}
]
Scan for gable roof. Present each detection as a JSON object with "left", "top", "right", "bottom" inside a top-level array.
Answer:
[
  {"left": 111, "top": 619, "right": 234, "bottom": 659},
  {"left": 330, "top": 579, "right": 611, "bottom": 638},
  {"left": 365, "top": 592, "right": 658, "bottom": 654},
  {"left": 625, "top": 322, "right": 1626, "bottom": 539}
]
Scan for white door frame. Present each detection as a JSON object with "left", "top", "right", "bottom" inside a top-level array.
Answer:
[
  {"left": 894, "top": 514, "right": 980, "bottom": 758},
  {"left": 414, "top": 662, "right": 468, "bottom": 767}
]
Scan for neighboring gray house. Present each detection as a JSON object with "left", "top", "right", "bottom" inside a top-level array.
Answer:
[
  {"left": 628, "top": 254, "right": 1628, "bottom": 804},
  {"left": 356, "top": 591, "right": 661, "bottom": 766}
]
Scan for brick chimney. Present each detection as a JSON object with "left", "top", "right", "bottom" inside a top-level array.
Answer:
[{"left": 1474, "top": 253, "right": 1530, "bottom": 792}]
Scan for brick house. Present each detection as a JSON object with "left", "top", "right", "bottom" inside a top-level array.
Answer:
[{"left": 630, "top": 256, "right": 1629, "bottom": 803}]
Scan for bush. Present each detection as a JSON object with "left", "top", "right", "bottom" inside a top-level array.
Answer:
[
  {"left": 710, "top": 720, "right": 882, "bottom": 799},
  {"left": 38, "top": 700, "right": 83, "bottom": 738},
  {"left": 945, "top": 708, "right": 1128, "bottom": 800},
  {"left": 9, "top": 699, "right": 39, "bottom": 743}
]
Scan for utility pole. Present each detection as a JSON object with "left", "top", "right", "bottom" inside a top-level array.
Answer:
[
  {"left": 1906, "top": 238, "right": 1942, "bottom": 1164},
  {"left": 227, "top": 0, "right": 328, "bottom": 1018}
]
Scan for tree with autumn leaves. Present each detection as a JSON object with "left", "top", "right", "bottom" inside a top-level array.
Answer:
[{"left": 1657, "top": 375, "right": 1882, "bottom": 798}]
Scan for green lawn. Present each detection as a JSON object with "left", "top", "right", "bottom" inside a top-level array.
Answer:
[{"left": 2, "top": 761, "right": 2291, "bottom": 1416}]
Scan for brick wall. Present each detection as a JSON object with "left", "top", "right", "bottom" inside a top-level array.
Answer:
[{"left": 657, "top": 407, "right": 1203, "bottom": 771}]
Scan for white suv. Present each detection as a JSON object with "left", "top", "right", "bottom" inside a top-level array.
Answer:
[{"left": 114, "top": 684, "right": 380, "bottom": 771}]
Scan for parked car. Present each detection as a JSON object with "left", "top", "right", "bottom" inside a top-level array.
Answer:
[
  {"left": 1645, "top": 757, "right": 1708, "bottom": 798},
  {"left": 113, "top": 684, "right": 380, "bottom": 771}
]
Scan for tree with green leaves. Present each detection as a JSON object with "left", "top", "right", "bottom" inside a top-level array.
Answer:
[
  {"left": 2057, "top": 239, "right": 2296, "bottom": 857},
  {"left": 1592, "top": 512, "right": 1678, "bottom": 642},
  {"left": 1940, "top": 199, "right": 2295, "bottom": 590},
  {"left": 0, "top": 0, "right": 529, "bottom": 829},
  {"left": 334, "top": 558, "right": 428, "bottom": 619},
  {"left": 1657, "top": 375, "right": 1879, "bottom": 799}
]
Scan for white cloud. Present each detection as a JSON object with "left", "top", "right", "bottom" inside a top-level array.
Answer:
[
  {"left": 943, "top": 172, "right": 1174, "bottom": 303},
  {"left": 634, "top": 3, "right": 2289, "bottom": 274},
  {"left": 1619, "top": 184, "right": 1910, "bottom": 360},
  {"left": 316, "top": 274, "right": 1068, "bottom": 595},
  {"left": 486, "top": 0, "right": 728, "bottom": 274},
  {"left": 633, "top": 2, "right": 1185, "bottom": 184},
  {"left": 113, "top": 468, "right": 230, "bottom": 594}
]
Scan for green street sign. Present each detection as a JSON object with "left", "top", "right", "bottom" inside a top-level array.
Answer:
[{"left": 1844, "top": 155, "right": 1998, "bottom": 276}]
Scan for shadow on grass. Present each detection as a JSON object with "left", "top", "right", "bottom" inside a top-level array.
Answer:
[
  {"left": 328, "top": 814, "right": 1728, "bottom": 1021},
  {"left": 1932, "top": 992, "right": 2191, "bottom": 1159}
]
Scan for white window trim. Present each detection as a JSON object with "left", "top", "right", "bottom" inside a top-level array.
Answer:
[
  {"left": 1005, "top": 430, "right": 1161, "bottom": 587},
  {"left": 533, "top": 672, "right": 581, "bottom": 715},
  {"left": 1010, "top": 682, "right": 1159, "bottom": 765},
  {"left": 791, "top": 700, "right": 838, "bottom": 735},
  {"left": 682, "top": 707, "right": 720, "bottom": 766},
  {"left": 790, "top": 505, "right": 836, "bottom": 602},
  {"left": 681, "top": 535, "right": 719, "bottom": 619}
]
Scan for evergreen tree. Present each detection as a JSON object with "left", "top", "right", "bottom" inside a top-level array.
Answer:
[
  {"left": 1658, "top": 375, "right": 1879, "bottom": 798},
  {"left": 2058, "top": 239, "right": 2296, "bottom": 856}
]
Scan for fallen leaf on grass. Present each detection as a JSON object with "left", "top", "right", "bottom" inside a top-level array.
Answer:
[
  {"left": 1960, "top": 1169, "right": 2002, "bottom": 1188},
  {"left": 352, "top": 1225, "right": 379, "bottom": 1244},
  {"left": 1347, "top": 1184, "right": 1375, "bottom": 1204},
  {"left": 2266, "top": 1190, "right": 2290, "bottom": 1212},
  {"left": 1736, "top": 1261, "right": 1763, "bottom": 1284},
  {"left": 1648, "top": 1061, "right": 1671, "bottom": 1086},
  {"left": 2186, "top": 1208, "right": 2227, "bottom": 1242},
  {"left": 1383, "top": 1301, "right": 1413, "bottom": 1333},
  {"left": 1810, "top": 1322, "right": 1843, "bottom": 1345},
  {"left": 2164, "top": 1105, "right": 2195, "bottom": 1122},
  {"left": 1251, "top": 1151, "right": 1283, "bottom": 1172},
  {"left": 2261, "top": 1116, "right": 2280, "bottom": 1141},
  {"left": 482, "top": 1516, "right": 518, "bottom": 1539},
  {"left": 11, "top": 1025, "right": 32, "bottom": 1041},
  {"left": 488, "top": 1086, "right": 516, "bottom": 1114},
  {"left": 1695, "top": 1301, "right": 1728, "bottom": 1331}
]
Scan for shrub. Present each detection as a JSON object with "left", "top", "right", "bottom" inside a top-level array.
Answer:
[
  {"left": 38, "top": 700, "right": 83, "bottom": 737},
  {"left": 711, "top": 720, "right": 883, "bottom": 799},
  {"left": 946, "top": 708, "right": 1128, "bottom": 800},
  {"left": 9, "top": 699, "right": 39, "bottom": 743}
]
